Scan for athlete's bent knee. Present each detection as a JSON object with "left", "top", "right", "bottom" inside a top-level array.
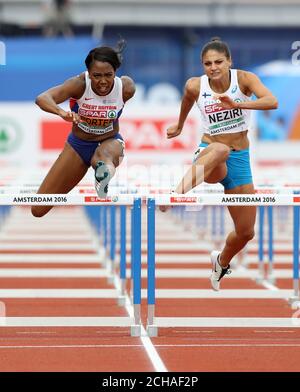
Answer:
[
  {"left": 238, "top": 229, "right": 255, "bottom": 243},
  {"left": 211, "top": 143, "right": 230, "bottom": 162}
]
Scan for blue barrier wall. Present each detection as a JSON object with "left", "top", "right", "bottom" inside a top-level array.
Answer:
[
  {"left": 0, "top": 27, "right": 297, "bottom": 101},
  {"left": 0, "top": 36, "right": 100, "bottom": 101}
]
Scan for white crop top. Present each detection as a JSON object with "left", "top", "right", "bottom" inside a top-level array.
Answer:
[
  {"left": 196, "top": 69, "right": 252, "bottom": 136},
  {"left": 70, "top": 72, "right": 124, "bottom": 135}
]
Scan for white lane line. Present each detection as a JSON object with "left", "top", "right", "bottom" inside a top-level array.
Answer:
[
  {"left": 0, "top": 254, "right": 104, "bottom": 262},
  {"left": 261, "top": 280, "right": 280, "bottom": 291},
  {"left": 0, "top": 234, "right": 93, "bottom": 240},
  {"left": 0, "top": 317, "right": 134, "bottom": 327},
  {"left": 127, "top": 243, "right": 211, "bottom": 251},
  {"left": 0, "top": 289, "right": 119, "bottom": 298},
  {"left": 154, "top": 317, "right": 300, "bottom": 328},
  {"left": 0, "top": 288, "right": 294, "bottom": 299},
  {"left": 0, "top": 244, "right": 97, "bottom": 250},
  {"left": 0, "top": 268, "right": 293, "bottom": 278},
  {"left": 147, "top": 289, "right": 294, "bottom": 299},
  {"left": 0, "top": 269, "right": 108, "bottom": 277},
  {"left": 140, "top": 254, "right": 293, "bottom": 264},
  {"left": 113, "top": 276, "right": 168, "bottom": 373},
  {"left": 6, "top": 251, "right": 289, "bottom": 265},
  {"left": 0, "top": 289, "right": 293, "bottom": 300}
]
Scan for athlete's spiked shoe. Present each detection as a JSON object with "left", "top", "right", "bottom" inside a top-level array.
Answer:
[
  {"left": 210, "top": 250, "right": 231, "bottom": 291},
  {"left": 95, "top": 161, "right": 111, "bottom": 198}
]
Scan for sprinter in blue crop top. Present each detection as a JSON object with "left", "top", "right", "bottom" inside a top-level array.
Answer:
[
  {"left": 162, "top": 37, "right": 278, "bottom": 291},
  {"left": 32, "top": 40, "right": 135, "bottom": 218}
]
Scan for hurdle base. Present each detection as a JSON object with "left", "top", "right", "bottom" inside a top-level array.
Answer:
[
  {"left": 288, "top": 296, "right": 300, "bottom": 307},
  {"left": 255, "top": 276, "right": 264, "bottom": 284},
  {"left": 267, "top": 276, "right": 276, "bottom": 285},
  {"left": 291, "top": 301, "right": 300, "bottom": 310},
  {"left": 130, "top": 324, "right": 141, "bottom": 337},
  {"left": 147, "top": 324, "right": 158, "bottom": 337},
  {"left": 117, "top": 295, "right": 126, "bottom": 306}
]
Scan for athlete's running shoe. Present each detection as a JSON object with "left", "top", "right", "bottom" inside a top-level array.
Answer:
[
  {"left": 94, "top": 161, "right": 111, "bottom": 198},
  {"left": 210, "top": 250, "right": 231, "bottom": 291}
]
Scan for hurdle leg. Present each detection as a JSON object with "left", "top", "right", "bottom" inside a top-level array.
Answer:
[
  {"left": 129, "top": 205, "right": 134, "bottom": 303},
  {"left": 146, "top": 198, "right": 158, "bottom": 337},
  {"left": 256, "top": 206, "right": 265, "bottom": 283},
  {"left": 107, "top": 205, "right": 116, "bottom": 283},
  {"left": 118, "top": 205, "right": 127, "bottom": 306},
  {"left": 130, "top": 198, "right": 142, "bottom": 337},
  {"left": 289, "top": 205, "right": 300, "bottom": 308},
  {"left": 267, "top": 206, "right": 275, "bottom": 284}
]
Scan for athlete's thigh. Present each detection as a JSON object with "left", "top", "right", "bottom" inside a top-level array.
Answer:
[
  {"left": 91, "top": 138, "right": 124, "bottom": 168},
  {"left": 37, "top": 142, "right": 88, "bottom": 194},
  {"left": 225, "top": 183, "right": 257, "bottom": 232},
  {"left": 205, "top": 164, "right": 227, "bottom": 183},
  {"left": 195, "top": 145, "right": 227, "bottom": 184}
]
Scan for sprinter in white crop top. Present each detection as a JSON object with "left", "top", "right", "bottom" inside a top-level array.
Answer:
[
  {"left": 162, "top": 37, "right": 278, "bottom": 291},
  {"left": 33, "top": 41, "right": 135, "bottom": 218}
]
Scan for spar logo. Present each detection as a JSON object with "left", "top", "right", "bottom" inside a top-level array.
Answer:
[
  {"left": 108, "top": 110, "right": 117, "bottom": 119},
  {"left": 170, "top": 196, "right": 197, "bottom": 203},
  {"left": 0, "top": 117, "right": 22, "bottom": 153},
  {"left": 84, "top": 196, "right": 112, "bottom": 202},
  {"left": 205, "top": 103, "right": 223, "bottom": 114}
]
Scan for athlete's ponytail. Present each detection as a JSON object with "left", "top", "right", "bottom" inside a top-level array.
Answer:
[{"left": 85, "top": 38, "right": 127, "bottom": 71}]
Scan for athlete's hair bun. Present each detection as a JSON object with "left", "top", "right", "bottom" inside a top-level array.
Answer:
[{"left": 210, "top": 36, "right": 222, "bottom": 42}]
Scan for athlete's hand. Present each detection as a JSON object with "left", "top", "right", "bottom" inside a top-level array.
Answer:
[
  {"left": 58, "top": 109, "right": 80, "bottom": 124},
  {"left": 166, "top": 124, "right": 182, "bottom": 139},
  {"left": 214, "top": 95, "right": 239, "bottom": 110}
]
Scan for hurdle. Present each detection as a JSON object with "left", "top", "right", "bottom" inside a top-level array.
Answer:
[
  {"left": 0, "top": 194, "right": 142, "bottom": 337},
  {"left": 146, "top": 193, "right": 300, "bottom": 336},
  {"left": 1, "top": 191, "right": 300, "bottom": 337}
]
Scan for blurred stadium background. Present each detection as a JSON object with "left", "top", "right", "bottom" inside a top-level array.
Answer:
[{"left": 0, "top": 0, "right": 300, "bottom": 188}]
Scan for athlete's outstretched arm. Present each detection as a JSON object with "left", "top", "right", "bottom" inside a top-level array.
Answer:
[{"left": 167, "top": 77, "right": 199, "bottom": 139}]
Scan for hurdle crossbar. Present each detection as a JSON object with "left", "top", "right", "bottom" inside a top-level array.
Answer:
[
  {"left": 146, "top": 197, "right": 300, "bottom": 336},
  {"left": 1, "top": 193, "right": 300, "bottom": 206}
]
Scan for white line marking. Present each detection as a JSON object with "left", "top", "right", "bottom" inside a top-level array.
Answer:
[
  {"left": 0, "top": 235, "right": 93, "bottom": 241},
  {"left": 113, "top": 276, "right": 168, "bottom": 372},
  {"left": 0, "top": 268, "right": 291, "bottom": 278},
  {"left": 0, "top": 269, "right": 108, "bottom": 277},
  {"left": 0, "top": 288, "right": 294, "bottom": 299},
  {"left": 0, "top": 289, "right": 119, "bottom": 298},
  {"left": 154, "top": 317, "right": 300, "bottom": 327},
  {"left": 139, "top": 255, "right": 295, "bottom": 265},
  {"left": 149, "top": 289, "right": 294, "bottom": 299},
  {"left": 0, "top": 244, "right": 97, "bottom": 250},
  {"left": 0, "top": 317, "right": 134, "bottom": 327},
  {"left": 0, "top": 254, "right": 104, "bottom": 262}
]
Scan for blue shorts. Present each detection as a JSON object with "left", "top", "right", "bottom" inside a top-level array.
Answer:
[
  {"left": 196, "top": 142, "right": 253, "bottom": 190},
  {"left": 67, "top": 133, "right": 125, "bottom": 167}
]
